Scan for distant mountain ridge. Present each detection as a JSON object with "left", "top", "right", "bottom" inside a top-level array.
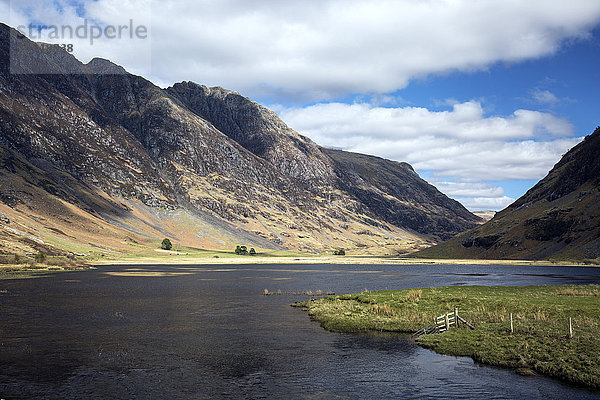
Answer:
[
  {"left": 0, "top": 23, "right": 480, "bottom": 256},
  {"left": 417, "top": 127, "right": 600, "bottom": 260}
]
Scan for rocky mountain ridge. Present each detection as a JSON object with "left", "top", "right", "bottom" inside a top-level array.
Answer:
[
  {"left": 0, "top": 23, "right": 480, "bottom": 256},
  {"left": 417, "top": 126, "right": 600, "bottom": 260}
]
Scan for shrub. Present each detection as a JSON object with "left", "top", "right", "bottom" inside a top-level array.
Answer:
[
  {"left": 333, "top": 249, "right": 346, "bottom": 256},
  {"left": 249, "top": 248, "right": 256, "bottom": 255},
  {"left": 34, "top": 252, "right": 46, "bottom": 263}
]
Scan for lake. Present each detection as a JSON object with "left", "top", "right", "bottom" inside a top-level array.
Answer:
[{"left": 1, "top": 263, "right": 599, "bottom": 399}]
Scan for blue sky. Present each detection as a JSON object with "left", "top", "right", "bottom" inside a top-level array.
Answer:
[
  {"left": 4, "top": 0, "right": 600, "bottom": 211},
  {"left": 282, "top": 27, "right": 600, "bottom": 205}
]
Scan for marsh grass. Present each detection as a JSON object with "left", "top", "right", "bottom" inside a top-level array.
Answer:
[{"left": 295, "top": 285, "right": 600, "bottom": 390}]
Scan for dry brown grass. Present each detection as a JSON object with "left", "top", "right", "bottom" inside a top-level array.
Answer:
[
  {"left": 556, "top": 285, "right": 600, "bottom": 296},
  {"left": 405, "top": 289, "right": 422, "bottom": 302},
  {"left": 369, "top": 303, "right": 394, "bottom": 316}
]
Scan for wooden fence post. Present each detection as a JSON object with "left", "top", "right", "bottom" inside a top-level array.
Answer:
[
  {"left": 569, "top": 317, "right": 573, "bottom": 339},
  {"left": 510, "top": 313, "right": 513, "bottom": 334},
  {"left": 445, "top": 313, "right": 450, "bottom": 331}
]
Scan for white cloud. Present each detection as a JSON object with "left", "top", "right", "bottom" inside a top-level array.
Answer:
[
  {"left": 425, "top": 180, "right": 515, "bottom": 211},
  {"left": 278, "top": 100, "right": 583, "bottom": 210},
  {"left": 5, "top": 1, "right": 600, "bottom": 100},
  {"left": 146, "top": 0, "right": 600, "bottom": 99},
  {"left": 531, "top": 89, "right": 560, "bottom": 105},
  {"left": 458, "top": 196, "right": 516, "bottom": 212},
  {"left": 427, "top": 181, "right": 505, "bottom": 199},
  {"left": 280, "top": 101, "right": 573, "bottom": 141},
  {"left": 279, "top": 101, "right": 578, "bottom": 180}
]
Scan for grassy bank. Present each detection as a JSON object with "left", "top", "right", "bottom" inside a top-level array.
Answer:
[
  {"left": 295, "top": 285, "right": 600, "bottom": 390},
  {"left": 0, "top": 254, "right": 91, "bottom": 279}
]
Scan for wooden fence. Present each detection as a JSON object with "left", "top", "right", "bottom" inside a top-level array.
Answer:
[{"left": 413, "top": 308, "right": 474, "bottom": 337}]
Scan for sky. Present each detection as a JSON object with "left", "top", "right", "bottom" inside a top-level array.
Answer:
[{"left": 3, "top": 0, "right": 600, "bottom": 211}]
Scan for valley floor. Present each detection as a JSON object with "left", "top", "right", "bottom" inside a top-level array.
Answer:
[
  {"left": 1, "top": 251, "right": 595, "bottom": 279},
  {"left": 91, "top": 255, "right": 589, "bottom": 266}
]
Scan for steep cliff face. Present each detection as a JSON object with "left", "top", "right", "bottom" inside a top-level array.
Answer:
[
  {"left": 167, "top": 82, "right": 335, "bottom": 187},
  {"left": 0, "top": 23, "right": 480, "bottom": 256},
  {"left": 417, "top": 127, "right": 600, "bottom": 260},
  {"left": 324, "top": 149, "right": 479, "bottom": 240}
]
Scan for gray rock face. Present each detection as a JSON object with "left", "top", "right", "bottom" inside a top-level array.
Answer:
[
  {"left": 167, "top": 82, "right": 335, "bottom": 188},
  {"left": 0, "top": 22, "right": 480, "bottom": 250}
]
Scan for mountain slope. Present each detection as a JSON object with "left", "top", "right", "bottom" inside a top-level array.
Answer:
[
  {"left": 417, "top": 127, "right": 600, "bottom": 260},
  {"left": 323, "top": 148, "right": 478, "bottom": 240},
  {"left": 165, "top": 81, "right": 480, "bottom": 241},
  {"left": 0, "top": 23, "right": 480, "bottom": 256}
]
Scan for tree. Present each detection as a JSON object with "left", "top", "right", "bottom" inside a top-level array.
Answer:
[
  {"left": 334, "top": 249, "right": 345, "bottom": 256},
  {"left": 235, "top": 245, "right": 253, "bottom": 255},
  {"left": 235, "top": 245, "right": 248, "bottom": 255},
  {"left": 161, "top": 238, "right": 173, "bottom": 250}
]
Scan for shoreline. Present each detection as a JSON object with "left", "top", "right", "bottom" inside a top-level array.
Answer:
[
  {"left": 89, "top": 254, "right": 596, "bottom": 267},
  {"left": 2, "top": 255, "right": 595, "bottom": 279},
  {"left": 2, "top": 254, "right": 596, "bottom": 278},
  {"left": 295, "top": 285, "right": 600, "bottom": 391},
  {"left": 0, "top": 264, "right": 93, "bottom": 279}
]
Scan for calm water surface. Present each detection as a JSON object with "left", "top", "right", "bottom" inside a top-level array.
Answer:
[{"left": 1, "top": 263, "right": 600, "bottom": 399}]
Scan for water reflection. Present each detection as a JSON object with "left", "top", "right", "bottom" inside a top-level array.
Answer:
[{"left": 1, "top": 263, "right": 599, "bottom": 399}]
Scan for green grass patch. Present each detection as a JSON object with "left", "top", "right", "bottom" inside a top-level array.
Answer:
[{"left": 294, "top": 285, "right": 600, "bottom": 390}]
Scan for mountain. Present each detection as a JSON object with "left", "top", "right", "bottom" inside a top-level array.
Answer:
[
  {"left": 417, "top": 127, "right": 600, "bottom": 261},
  {"left": 0, "top": 23, "right": 480, "bottom": 257}
]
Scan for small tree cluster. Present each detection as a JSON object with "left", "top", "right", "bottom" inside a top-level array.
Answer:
[
  {"left": 333, "top": 249, "right": 346, "bottom": 256},
  {"left": 235, "top": 245, "right": 256, "bottom": 255}
]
